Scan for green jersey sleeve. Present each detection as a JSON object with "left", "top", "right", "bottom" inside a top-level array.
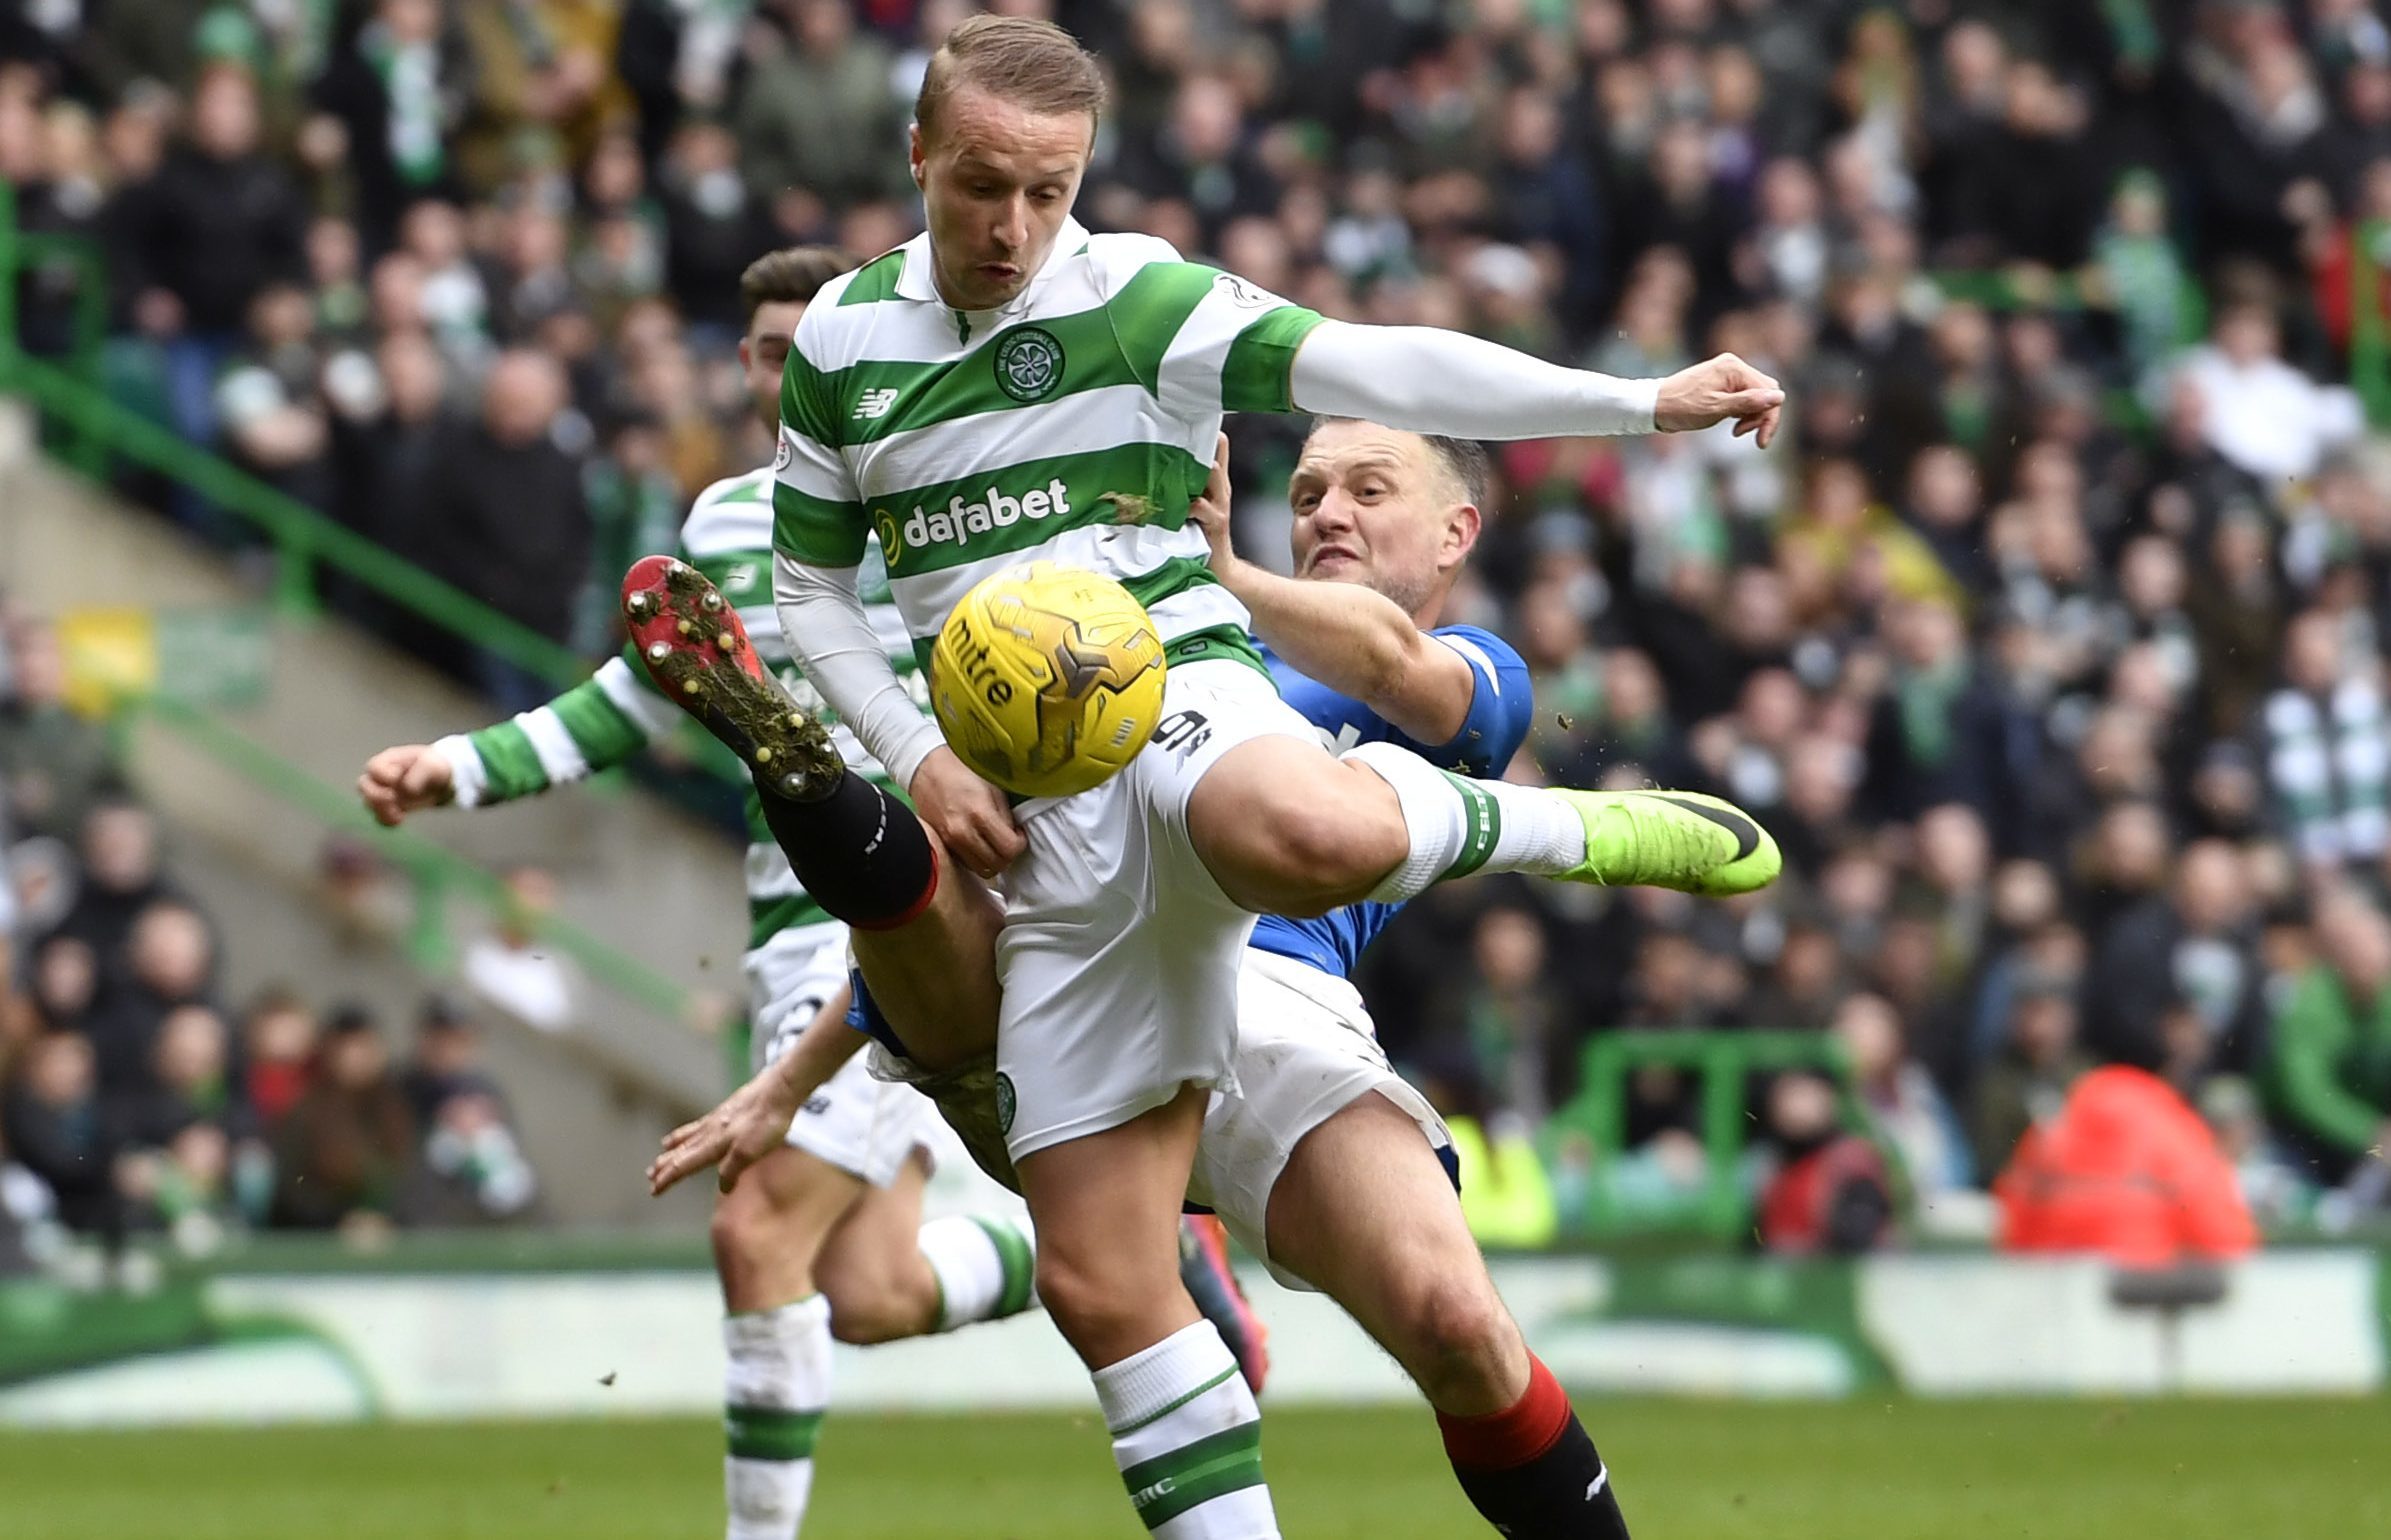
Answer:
[
  {"left": 441, "top": 648, "right": 682, "bottom": 807},
  {"left": 1100, "top": 254, "right": 1325, "bottom": 421},
  {"left": 773, "top": 330, "right": 868, "bottom": 567}
]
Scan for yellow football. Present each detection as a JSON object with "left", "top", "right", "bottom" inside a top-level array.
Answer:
[{"left": 929, "top": 561, "right": 1168, "bottom": 799}]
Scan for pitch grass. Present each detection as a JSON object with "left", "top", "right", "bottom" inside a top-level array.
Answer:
[{"left": 4, "top": 1398, "right": 2384, "bottom": 1539}]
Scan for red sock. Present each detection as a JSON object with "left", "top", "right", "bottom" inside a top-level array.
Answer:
[
  {"left": 1436, "top": 1352, "right": 1573, "bottom": 1471},
  {"left": 1435, "top": 1354, "right": 1630, "bottom": 1538}
]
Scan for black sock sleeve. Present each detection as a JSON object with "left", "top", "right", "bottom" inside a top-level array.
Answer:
[
  {"left": 753, "top": 768, "right": 938, "bottom": 930},
  {"left": 1450, "top": 1415, "right": 1629, "bottom": 1540}
]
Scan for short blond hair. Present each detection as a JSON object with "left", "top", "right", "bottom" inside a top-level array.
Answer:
[{"left": 915, "top": 16, "right": 1106, "bottom": 144}]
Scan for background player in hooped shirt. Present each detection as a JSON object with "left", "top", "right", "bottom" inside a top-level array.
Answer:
[
  {"left": 354, "top": 248, "right": 1258, "bottom": 1540},
  {"left": 653, "top": 420, "right": 1668, "bottom": 1539}
]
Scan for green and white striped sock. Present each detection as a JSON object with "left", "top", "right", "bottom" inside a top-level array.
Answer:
[
  {"left": 723, "top": 1295, "right": 829, "bottom": 1540},
  {"left": 920, "top": 1213, "right": 1038, "bottom": 1330},
  {"left": 1096, "top": 1321, "right": 1278, "bottom": 1539}
]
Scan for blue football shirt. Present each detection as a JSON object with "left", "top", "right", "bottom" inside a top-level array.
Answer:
[{"left": 1247, "top": 624, "right": 1535, "bottom": 977}]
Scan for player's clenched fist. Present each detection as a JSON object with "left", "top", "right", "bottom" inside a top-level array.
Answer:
[
  {"left": 1654, "top": 352, "right": 1786, "bottom": 448},
  {"left": 358, "top": 743, "right": 457, "bottom": 827}
]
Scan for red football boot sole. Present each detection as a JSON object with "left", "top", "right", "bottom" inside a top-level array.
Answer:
[{"left": 621, "top": 555, "right": 844, "bottom": 799}]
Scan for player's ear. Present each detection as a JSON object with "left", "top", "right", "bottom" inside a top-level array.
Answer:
[
  {"left": 908, "top": 122, "right": 926, "bottom": 188},
  {"left": 1443, "top": 503, "right": 1483, "bottom": 569}
]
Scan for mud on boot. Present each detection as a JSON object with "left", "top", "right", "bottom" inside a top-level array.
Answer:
[{"left": 621, "top": 554, "right": 846, "bottom": 801}]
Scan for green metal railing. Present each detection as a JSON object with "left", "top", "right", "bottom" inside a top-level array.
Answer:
[
  {"left": 1542, "top": 1029, "right": 1898, "bottom": 1242},
  {"left": 0, "top": 180, "right": 745, "bottom": 789},
  {"left": 120, "top": 692, "right": 698, "bottom": 1022}
]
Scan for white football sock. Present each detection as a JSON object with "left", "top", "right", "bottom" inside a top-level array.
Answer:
[
  {"left": 919, "top": 1213, "right": 1039, "bottom": 1330},
  {"left": 1342, "top": 742, "right": 1587, "bottom": 902},
  {"left": 723, "top": 1294, "right": 830, "bottom": 1540},
  {"left": 1095, "top": 1320, "right": 1279, "bottom": 1539}
]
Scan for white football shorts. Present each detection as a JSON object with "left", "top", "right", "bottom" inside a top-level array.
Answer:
[
  {"left": 865, "top": 946, "right": 1450, "bottom": 1290},
  {"left": 991, "top": 657, "right": 1319, "bottom": 1163},
  {"left": 1192, "top": 947, "right": 1453, "bottom": 1290}
]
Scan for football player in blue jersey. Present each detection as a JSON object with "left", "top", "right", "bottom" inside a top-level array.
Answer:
[{"left": 653, "top": 420, "right": 1779, "bottom": 1539}]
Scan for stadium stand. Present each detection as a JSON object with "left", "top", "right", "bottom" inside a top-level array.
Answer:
[{"left": 6, "top": 0, "right": 2391, "bottom": 1256}]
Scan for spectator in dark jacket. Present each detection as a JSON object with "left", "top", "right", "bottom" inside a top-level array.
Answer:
[
  {"left": 308, "top": 0, "right": 476, "bottom": 253},
  {"left": 415, "top": 348, "right": 591, "bottom": 710},
  {"left": 1863, "top": 598, "right": 2031, "bottom": 827},
  {"left": 2, "top": 1032, "right": 120, "bottom": 1237},
  {"left": 2083, "top": 840, "right": 2265, "bottom": 1074},
  {"left": 44, "top": 798, "right": 179, "bottom": 975},
  {"left": 271, "top": 1011, "right": 414, "bottom": 1230},
  {"left": 81, "top": 898, "right": 219, "bottom": 1097},
  {"left": 113, "top": 65, "right": 307, "bottom": 469}
]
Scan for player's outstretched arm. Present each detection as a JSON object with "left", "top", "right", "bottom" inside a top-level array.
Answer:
[
  {"left": 1287, "top": 321, "right": 1784, "bottom": 448},
  {"left": 1185, "top": 436, "right": 1475, "bottom": 744},
  {"left": 357, "top": 646, "right": 685, "bottom": 826},
  {"left": 648, "top": 981, "right": 862, "bottom": 1196}
]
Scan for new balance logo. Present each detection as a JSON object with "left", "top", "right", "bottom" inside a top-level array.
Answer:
[{"left": 854, "top": 388, "right": 900, "bottom": 420}]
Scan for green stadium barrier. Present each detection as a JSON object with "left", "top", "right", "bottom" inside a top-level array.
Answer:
[{"left": 1541, "top": 1029, "right": 1905, "bottom": 1242}]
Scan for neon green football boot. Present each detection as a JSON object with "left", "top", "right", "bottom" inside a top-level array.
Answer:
[{"left": 1553, "top": 789, "right": 1782, "bottom": 896}]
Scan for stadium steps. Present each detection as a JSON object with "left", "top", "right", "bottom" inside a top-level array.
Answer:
[{"left": 0, "top": 408, "right": 734, "bottom": 1226}]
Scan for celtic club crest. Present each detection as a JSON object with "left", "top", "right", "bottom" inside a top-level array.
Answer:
[{"left": 993, "top": 327, "right": 1065, "bottom": 403}]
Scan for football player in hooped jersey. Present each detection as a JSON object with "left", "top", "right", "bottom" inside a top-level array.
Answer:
[
  {"left": 667, "top": 17, "right": 1781, "bottom": 1540},
  {"left": 652, "top": 422, "right": 1770, "bottom": 1540},
  {"left": 355, "top": 249, "right": 1259, "bottom": 1540}
]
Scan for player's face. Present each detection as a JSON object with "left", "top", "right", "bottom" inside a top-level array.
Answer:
[
  {"left": 911, "top": 85, "right": 1092, "bottom": 312},
  {"left": 740, "top": 299, "right": 807, "bottom": 432},
  {"left": 1288, "top": 422, "right": 1475, "bottom": 617}
]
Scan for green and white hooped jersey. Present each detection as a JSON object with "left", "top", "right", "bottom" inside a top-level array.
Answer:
[
  {"left": 772, "top": 218, "right": 1326, "bottom": 674},
  {"left": 445, "top": 466, "right": 922, "bottom": 948}
]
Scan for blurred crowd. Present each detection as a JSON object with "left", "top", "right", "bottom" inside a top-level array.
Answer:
[
  {"left": 0, "top": 612, "right": 537, "bottom": 1266},
  {"left": 8, "top": 0, "right": 2391, "bottom": 1249}
]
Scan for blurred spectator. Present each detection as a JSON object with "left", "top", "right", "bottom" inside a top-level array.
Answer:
[
  {"left": 1970, "top": 969, "right": 2095, "bottom": 1180},
  {"left": 462, "top": 866, "right": 578, "bottom": 1033},
  {"left": 308, "top": 0, "right": 476, "bottom": 252},
  {"left": 416, "top": 349, "right": 591, "bottom": 710},
  {"left": 2263, "top": 609, "right": 2390, "bottom": 871},
  {"left": 0, "top": 618, "right": 118, "bottom": 841},
  {"left": 2083, "top": 840, "right": 2266, "bottom": 1075},
  {"left": 1755, "top": 1069, "right": 1894, "bottom": 1255},
  {"left": 400, "top": 994, "right": 507, "bottom": 1127},
  {"left": 241, "top": 988, "right": 319, "bottom": 1128},
  {"left": 1835, "top": 991, "right": 1970, "bottom": 1197},
  {"left": 2265, "top": 890, "right": 2391, "bottom": 1185},
  {"left": 1995, "top": 1066, "right": 2257, "bottom": 1266},
  {"left": 734, "top": 0, "right": 909, "bottom": 213},
  {"left": 214, "top": 282, "right": 335, "bottom": 508},
  {"left": 2178, "top": 300, "right": 2363, "bottom": 484},
  {"left": 1, "top": 1032, "right": 117, "bottom": 1237},
  {"left": 111, "top": 64, "right": 306, "bottom": 480},
  {"left": 83, "top": 898, "right": 217, "bottom": 1096},
  {"left": 271, "top": 1009, "right": 413, "bottom": 1231},
  {"left": 44, "top": 798, "right": 181, "bottom": 974}
]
